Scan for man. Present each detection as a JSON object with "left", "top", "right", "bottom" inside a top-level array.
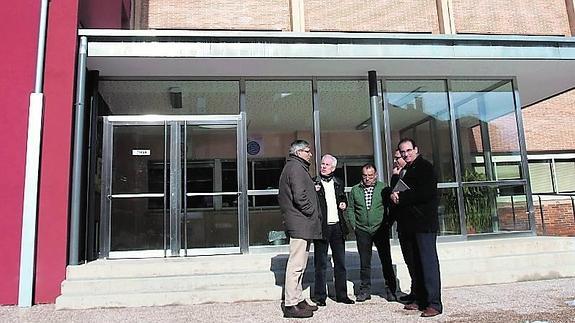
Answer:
[
  {"left": 346, "top": 163, "right": 398, "bottom": 302},
  {"left": 385, "top": 150, "right": 418, "bottom": 304},
  {"left": 278, "top": 140, "right": 322, "bottom": 318},
  {"left": 312, "top": 154, "right": 355, "bottom": 306},
  {"left": 390, "top": 138, "right": 443, "bottom": 318}
]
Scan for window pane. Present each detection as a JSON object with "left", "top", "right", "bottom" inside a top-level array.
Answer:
[
  {"left": 318, "top": 80, "right": 376, "bottom": 186},
  {"left": 556, "top": 160, "right": 575, "bottom": 192},
  {"left": 99, "top": 80, "right": 239, "bottom": 115},
  {"left": 452, "top": 80, "right": 521, "bottom": 182},
  {"left": 386, "top": 80, "right": 454, "bottom": 182},
  {"left": 528, "top": 161, "right": 554, "bottom": 194},
  {"left": 246, "top": 80, "right": 313, "bottom": 246}
]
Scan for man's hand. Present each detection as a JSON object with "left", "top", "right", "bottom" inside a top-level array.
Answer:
[
  {"left": 338, "top": 202, "right": 346, "bottom": 210},
  {"left": 390, "top": 192, "right": 399, "bottom": 205}
]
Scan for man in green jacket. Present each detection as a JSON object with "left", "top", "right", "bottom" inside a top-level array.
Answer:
[{"left": 347, "top": 163, "right": 398, "bottom": 302}]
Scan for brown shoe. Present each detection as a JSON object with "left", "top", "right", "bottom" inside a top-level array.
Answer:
[
  {"left": 403, "top": 303, "right": 420, "bottom": 311},
  {"left": 283, "top": 305, "right": 313, "bottom": 318},
  {"left": 297, "top": 300, "right": 318, "bottom": 311},
  {"left": 420, "top": 307, "right": 441, "bottom": 317}
]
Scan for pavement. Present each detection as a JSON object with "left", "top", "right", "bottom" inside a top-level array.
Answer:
[{"left": 1, "top": 278, "right": 574, "bottom": 322}]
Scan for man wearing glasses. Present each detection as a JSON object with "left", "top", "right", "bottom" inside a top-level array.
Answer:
[
  {"left": 347, "top": 163, "right": 398, "bottom": 303},
  {"left": 278, "top": 140, "right": 322, "bottom": 318},
  {"left": 386, "top": 150, "right": 419, "bottom": 304},
  {"left": 390, "top": 138, "right": 443, "bottom": 318}
]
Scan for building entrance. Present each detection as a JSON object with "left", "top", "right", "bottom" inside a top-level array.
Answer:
[{"left": 99, "top": 115, "right": 246, "bottom": 258}]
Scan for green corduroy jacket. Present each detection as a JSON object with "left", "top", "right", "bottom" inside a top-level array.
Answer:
[{"left": 346, "top": 181, "right": 388, "bottom": 235}]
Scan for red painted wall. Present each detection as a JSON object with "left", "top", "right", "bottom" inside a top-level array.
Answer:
[
  {"left": 0, "top": 0, "right": 40, "bottom": 305},
  {"left": 34, "top": 1, "right": 79, "bottom": 303}
]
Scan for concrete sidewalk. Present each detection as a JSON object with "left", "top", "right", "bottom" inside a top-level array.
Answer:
[{"left": 2, "top": 278, "right": 574, "bottom": 322}]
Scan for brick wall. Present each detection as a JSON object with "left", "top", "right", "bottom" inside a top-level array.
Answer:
[
  {"left": 498, "top": 199, "right": 575, "bottom": 236},
  {"left": 534, "top": 199, "right": 575, "bottom": 236},
  {"left": 522, "top": 90, "right": 575, "bottom": 152},
  {"left": 304, "top": 0, "right": 440, "bottom": 33},
  {"left": 451, "top": 0, "right": 571, "bottom": 36},
  {"left": 140, "top": 0, "right": 291, "bottom": 31}
]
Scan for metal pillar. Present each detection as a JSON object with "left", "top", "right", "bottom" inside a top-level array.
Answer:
[
  {"left": 69, "top": 36, "right": 89, "bottom": 265},
  {"left": 368, "top": 71, "right": 385, "bottom": 181}
]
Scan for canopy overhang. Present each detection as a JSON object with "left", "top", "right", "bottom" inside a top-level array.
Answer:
[{"left": 80, "top": 30, "right": 575, "bottom": 107}]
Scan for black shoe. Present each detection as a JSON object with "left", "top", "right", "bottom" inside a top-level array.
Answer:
[
  {"left": 336, "top": 297, "right": 355, "bottom": 304},
  {"left": 312, "top": 299, "right": 326, "bottom": 307},
  {"left": 297, "top": 300, "right": 318, "bottom": 311},
  {"left": 356, "top": 293, "right": 371, "bottom": 302},
  {"left": 386, "top": 290, "right": 398, "bottom": 302},
  {"left": 399, "top": 293, "right": 417, "bottom": 303},
  {"left": 283, "top": 305, "right": 313, "bottom": 318}
]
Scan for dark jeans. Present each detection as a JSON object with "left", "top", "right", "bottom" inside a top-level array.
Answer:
[
  {"left": 400, "top": 231, "right": 443, "bottom": 312},
  {"left": 313, "top": 223, "right": 348, "bottom": 301},
  {"left": 355, "top": 226, "right": 397, "bottom": 295}
]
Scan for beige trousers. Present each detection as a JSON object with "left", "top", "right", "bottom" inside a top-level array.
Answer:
[{"left": 284, "top": 238, "right": 311, "bottom": 306}]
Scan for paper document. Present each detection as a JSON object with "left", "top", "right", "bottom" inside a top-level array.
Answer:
[{"left": 392, "top": 179, "right": 410, "bottom": 192}]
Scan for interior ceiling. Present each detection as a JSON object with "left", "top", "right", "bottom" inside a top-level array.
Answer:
[
  {"left": 92, "top": 57, "right": 575, "bottom": 131},
  {"left": 89, "top": 56, "right": 575, "bottom": 106}
]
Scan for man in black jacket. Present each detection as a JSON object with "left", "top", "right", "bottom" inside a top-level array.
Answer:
[
  {"left": 390, "top": 138, "right": 443, "bottom": 318},
  {"left": 312, "top": 154, "right": 355, "bottom": 306},
  {"left": 278, "top": 140, "right": 323, "bottom": 318}
]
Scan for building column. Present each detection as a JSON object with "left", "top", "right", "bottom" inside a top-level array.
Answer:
[
  {"left": 565, "top": 0, "right": 575, "bottom": 36},
  {"left": 436, "top": 0, "right": 455, "bottom": 34},
  {"left": 290, "top": 0, "right": 306, "bottom": 32}
]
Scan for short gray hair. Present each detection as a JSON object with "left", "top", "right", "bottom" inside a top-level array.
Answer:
[
  {"left": 289, "top": 140, "right": 310, "bottom": 155},
  {"left": 322, "top": 154, "right": 337, "bottom": 167}
]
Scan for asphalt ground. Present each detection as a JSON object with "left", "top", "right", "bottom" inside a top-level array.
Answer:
[{"left": 1, "top": 278, "right": 574, "bottom": 322}]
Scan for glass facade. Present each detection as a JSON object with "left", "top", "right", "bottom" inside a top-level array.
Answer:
[{"left": 97, "top": 77, "right": 535, "bottom": 255}]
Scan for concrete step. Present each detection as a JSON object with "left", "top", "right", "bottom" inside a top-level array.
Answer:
[{"left": 56, "top": 236, "right": 575, "bottom": 309}]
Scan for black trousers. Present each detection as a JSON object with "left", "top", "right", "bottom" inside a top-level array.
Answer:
[
  {"left": 313, "top": 223, "right": 348, "bottom": 301},
  {"left": 399, "top": 231, "right": 443, "bottom": 312},
  {"left": 398, "top": 231, "right": 419, "bottom": 296},
  {"left": 355, "top": 226, "right": 397, "bottom": 295}
]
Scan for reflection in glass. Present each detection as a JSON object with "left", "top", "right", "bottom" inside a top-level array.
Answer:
[
  {"left": 110, "top": 198, "right": 164, "bottom": 251},
  {"left": 452, "top": 80, "right": 520, "bottom": 180},
  {"left": 183, "top": 125, "right": 239, "bottom": 249},
  {"left": 184, "top": 209, "right": 239, "bottom": 248},
  {"left": 439, "top": 188, "right": 461, "bottom": 235},
  {"left": 246, "top": 81, "right": 313, "bottom": 246},
  {"left": 112, "top": 125, "right": 166, "bottom": 194},
  {"left": 462, "top": 184, "right": 529, "bottom": 234},
  {"left": 99, "top": 80, "right": 239, "bottom": 115},
  {"left": 386, "top": 80, "right": 454, "bottom": 182},
  {"left": 318, "top": 80, "right": 375, "bottom": 176}
]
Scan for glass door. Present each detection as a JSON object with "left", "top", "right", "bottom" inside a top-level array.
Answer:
[{"left": 100, "top": 115, "right": 245, "bottom": 258}]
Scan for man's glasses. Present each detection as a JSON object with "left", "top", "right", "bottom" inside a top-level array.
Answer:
[{"left": 399, "top": 148, "right": 414, "bottom": 155}]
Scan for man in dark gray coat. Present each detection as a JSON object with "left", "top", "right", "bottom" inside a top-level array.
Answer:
[{"left": 278, "top": 140, "right": 322, "bottom": 319}]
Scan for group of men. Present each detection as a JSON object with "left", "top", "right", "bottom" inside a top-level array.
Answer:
[{"left": 278, "top": 139, "right": 443, "bottom": 319}]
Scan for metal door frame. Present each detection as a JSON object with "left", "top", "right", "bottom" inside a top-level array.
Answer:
[{"left": 99, "top": 114, "right": 247, "bottom": 258}]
